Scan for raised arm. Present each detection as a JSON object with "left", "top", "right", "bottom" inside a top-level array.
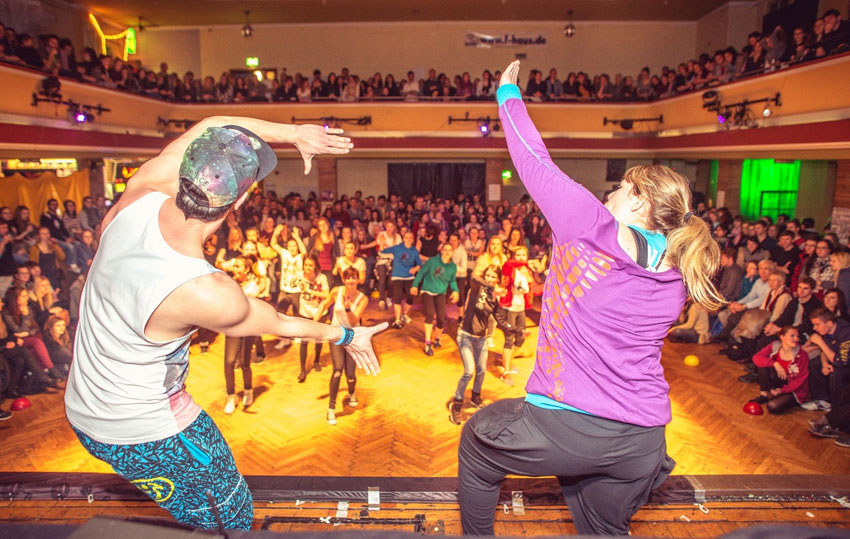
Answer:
[
  {"left": 497, "top": 61, "right": 610, "bottom": 242},
  {"left": 124, "top": 117, "right": 353, "bottom": 199}
]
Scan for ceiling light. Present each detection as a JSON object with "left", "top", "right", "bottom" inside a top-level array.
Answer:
[{"left": 242, "top": 10, "right": 253, "bottom": 38}]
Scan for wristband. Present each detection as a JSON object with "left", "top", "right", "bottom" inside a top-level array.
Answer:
[{"left": 334, "top": 326, "right": 354, "bottom": 346}]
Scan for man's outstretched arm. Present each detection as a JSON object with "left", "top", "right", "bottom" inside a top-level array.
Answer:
[
  {"left": 183, "top": 273, "right": 386, "bottom": 374},
  {"left": 126, "top": 117, "right": 353, "bottom": 198}
]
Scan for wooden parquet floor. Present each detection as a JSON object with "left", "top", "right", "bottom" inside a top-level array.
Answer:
[{"left": 2, "top": 300, "right": 849, "bottom": 479}]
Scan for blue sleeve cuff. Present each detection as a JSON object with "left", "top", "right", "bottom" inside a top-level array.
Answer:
[{"left": 497, "top": 84, "right": 522, "bottom": 106}]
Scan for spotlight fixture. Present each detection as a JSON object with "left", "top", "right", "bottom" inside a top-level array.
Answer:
[
  {"left": 602, "top": 115, "right": 663, "bottom": 131},
  {"left": 72, "top": 110, "right": 93, "bottom": 124},
  {"left": 762, "top": 103, "right": 772, "bottom": 118},
  {"left": 717, "top": 109, "right": 731, "bottom": 124},
  {"left": 701, "top": 90, "right": 720, "bottom": 112},
  {"left": 241, "top": 10, "right": 254, "bottom": 38},
  {"left": 448, "top": 112, "right": 500, "bottom": 136}
]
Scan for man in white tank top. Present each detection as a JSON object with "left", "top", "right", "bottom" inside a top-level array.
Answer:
[{"left": 64, "top": 117, "right": 387, "bottom": 530}]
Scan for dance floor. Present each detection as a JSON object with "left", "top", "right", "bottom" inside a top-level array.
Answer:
[
  {"left": 1, "top": 300, "right": 849, "bottom": 534},
  {"left": 3, "top": 301, "right": 848, "bottom": 477}
]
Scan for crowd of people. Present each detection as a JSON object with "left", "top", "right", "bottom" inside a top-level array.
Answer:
[
  {"left": 2, "top": 9, "right": 848, "bottom": 105},
  {"left": 671, "top": 204, "right": 850, "bottom": 448},
  {"left": 2, "top": 178, "right": 849, "bottom": 446}
]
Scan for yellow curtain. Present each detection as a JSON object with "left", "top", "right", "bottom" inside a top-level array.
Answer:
[{"left": 0, "top": 170, "right": 90, "bottom": 223}]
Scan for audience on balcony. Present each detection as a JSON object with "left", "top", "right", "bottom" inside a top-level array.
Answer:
[{"left": 2, "top": 9, "right": 848, "bottom": 106}]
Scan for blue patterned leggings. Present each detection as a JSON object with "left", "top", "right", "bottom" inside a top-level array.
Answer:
[{"left": 73, "top": 411, "right": 253, "bottom": 530}]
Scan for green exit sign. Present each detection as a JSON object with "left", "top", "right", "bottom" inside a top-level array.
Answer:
[
  {"left": 502, "top": 170, "right": 512, "bottom": 180},
  {"left": 245, "top": 56, "right": 259, "bottom": 67}
]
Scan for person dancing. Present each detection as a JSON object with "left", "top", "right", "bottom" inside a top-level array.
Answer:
[
  {"left": 65, "top": 117, "right": 386, "bottom": 531},
  {"left": 382, "top": 230, "right": 421, "bottom": 329},
  {"left": 457, "top": 62, "right": 724, "bottom": 536},
  {"left": 321, "top": 267, "right": 369, "bottom": 425},
  {"left": 296, "top": 254, "right": 331, "bottom": 382},
  {"left": 411, "top": 242, "right": 459, "bottom": 356},
  {"left": 450, "top": 264, "right": 523, "bottom": 425}
]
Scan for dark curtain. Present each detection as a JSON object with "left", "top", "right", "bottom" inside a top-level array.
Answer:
[{"left": 388, "top": 163, "right": 485, "bottom": 201}]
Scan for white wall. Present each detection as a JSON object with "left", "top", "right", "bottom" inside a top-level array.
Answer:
[
  {"left": 261, "top": 159, "right": 318, "bottom": 199},
  {"left": 137, "top": 28, "right": 202, "bottom": 76},
  {"left": 136, "top": 20, "right": 697, "bottom": 82},
  {"left": 337, "top": 159, "right": 388, "bottom": 199},
  {"left": 696, "top": 2, "right": 765, "bottom": 57}
]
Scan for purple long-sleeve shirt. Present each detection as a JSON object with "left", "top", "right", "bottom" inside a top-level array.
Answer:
[{"left": 498, "top": 84, "right": 686, "bottom": 427}]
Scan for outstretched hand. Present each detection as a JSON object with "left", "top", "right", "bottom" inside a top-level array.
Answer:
[
  {"left": 295, "top": 125, "right": 354, "bottom": 175},
  {"left": 345, "top": 322, "right": 390, "bottom": 375},
  {"left": 500, "top": 60, "right": 521, "bottom": 88}
]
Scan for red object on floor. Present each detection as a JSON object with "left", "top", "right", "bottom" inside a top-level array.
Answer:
[
  {"left": 742, "top": 401, "right": 763, "bottom": 415},
  {"left": 11, "top": 397, "right": 31, "bottom": 411}
]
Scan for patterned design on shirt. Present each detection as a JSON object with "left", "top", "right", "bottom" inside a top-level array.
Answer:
[{"left": 539, "top": 241, "right": 615, "bottom": 400}]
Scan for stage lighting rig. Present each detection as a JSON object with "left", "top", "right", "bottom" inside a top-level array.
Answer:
[
  {"left": 32, "top": 94, "right": 110, "bottom": 125},
  {"left": 448, "top": 112, "right": 500, "bottom": 137},
  {"left": 704, "top": 92, "right": 781, "bottom": 128},
  {"left": 602, "top": 115, "right": 663, "bottom": 131},
  {"left": 157, "top": 117, "right": 195, "bottom": 130},
  {"left": 290, "top": 116, "right": 372, "bottom": 129}
]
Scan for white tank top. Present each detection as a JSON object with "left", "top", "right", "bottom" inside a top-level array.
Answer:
[{"left": 65, "top": 192, "right": 219, "bottom": 444}]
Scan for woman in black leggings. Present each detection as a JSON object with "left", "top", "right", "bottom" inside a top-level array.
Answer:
[
  {"left": 321, "top": 267, "right": 369, "bottom": 425},
  {"left": 296, "top": 254, "right": 331, "bottom": 383},
  {"left": 223, "top": 256, "right": 268, "bottom": 414}
]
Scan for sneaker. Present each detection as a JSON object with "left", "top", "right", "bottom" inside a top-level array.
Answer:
[
  {"left": 392, "top": 320, "right": 404, "bottom": 330},
  {"left": 0, "top": 410, "right": 11, "bottom": 421},
  {"left": 738, "top": 373, "right": 758, "bottom": 383},
  {"left": 809, "top": 422, "right": 841, "bottom": 438},
  {"left": 808, "top": 416, "right": 827, "bottom": 429},
  {"left": 378, "top": 300, "right": 386, "bottom": 310},
  {"left": 297, "top": 371, "right": 307, "bottom": 383},
  {"left": 487, "top": 337, "right": 495, "bottom": 349},
  {"left": 800, "top": 400, "right": 832, "bottom": 412},
  {"left": 251, "top": 353, "right": 265, "bottom": 364},
  {"left": 433, "top": 338, "right": 442, "bottom": 348},
  {"left": 470, "top": 393, "right": 484, "bottom": 409},
  {"left": 224, "top": 395, "right": 237, "bottom": 415},
  {"left": 836, "top": 437, "right": 850, "bottom": 448},
  {"left": 424, "top": 343, "right": 434, "bottom": 356},
  {"left": 314, "top": 360, "right": 322, "bottom": 373},
  {"left": 274, "top": 339, "right": 290, "bottom": 350},
  {"left": 347, "top": 393, "right": 359, "bottom": 407},
  {"left": 242, "top": 389, "right": 254, "bottom": 408},
  {"left": 327, "top": 409, "right": 337, "bottom": 425},
  {"left": 402, "top": 314, "right": 412, "bottom": 324},
  {"left": 449, "top": 399, "right": 463, "bottom": 425},
  {"left": 750, "top": 395, "right": 770, "bottom": 404}
]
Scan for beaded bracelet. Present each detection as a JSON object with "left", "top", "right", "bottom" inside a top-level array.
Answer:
[{"left": 334, "top": 326, "right": 354, "bottom": 346}]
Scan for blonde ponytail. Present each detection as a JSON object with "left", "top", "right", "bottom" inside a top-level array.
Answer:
[
  {"left": 666, "top": 216, "right": 725, "bottom": 311},
  {"left": 623, "top": 165, "right": 726, "bottom": 311}
]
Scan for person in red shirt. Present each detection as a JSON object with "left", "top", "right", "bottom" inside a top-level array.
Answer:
[{"left": 750, "top": 325, "right": 809, "bottom": 413}]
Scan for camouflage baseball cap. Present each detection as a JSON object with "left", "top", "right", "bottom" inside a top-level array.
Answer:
[{"left": 179, "top": 125, "right": 277, "bottom": 208}]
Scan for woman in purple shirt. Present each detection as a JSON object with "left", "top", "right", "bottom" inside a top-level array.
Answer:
[{"left": 457, "top": 61, "right": 725, "bottom": 536}]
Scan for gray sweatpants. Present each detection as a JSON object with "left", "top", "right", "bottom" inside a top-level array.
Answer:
[{"left": 458, "top": 398, "right": 674, "bottom": 536}]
